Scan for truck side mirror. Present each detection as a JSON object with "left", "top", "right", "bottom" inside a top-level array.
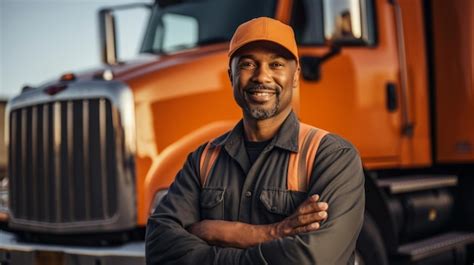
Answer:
[
  {"left": 98, "top": 3, "right": 152, "bottom": 65},
  {"left": 322, "top": 0, "right": 376, "bottom": 46},
  {"left": 299, "top": 0, "right": 375, "bottom": 81}
]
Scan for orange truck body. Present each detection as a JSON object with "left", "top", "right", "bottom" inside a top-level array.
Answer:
[
  {"left": 2, "top": 0, "right": 474, "bottom": 264},
  {"left": 131, "top": 0, "right": 408, "bottom": 225}
]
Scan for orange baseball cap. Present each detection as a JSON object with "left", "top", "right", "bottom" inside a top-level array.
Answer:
[{"left": 229, "top": 17, "right": 299, "bottom": 63}]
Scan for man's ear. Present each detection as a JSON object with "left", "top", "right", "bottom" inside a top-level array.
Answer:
[
  {"left": 292, "top": 66, "right": 300, "bottom": 89},
  {"left": 228, "top": 68, "right": 233, "bottom": 84}
]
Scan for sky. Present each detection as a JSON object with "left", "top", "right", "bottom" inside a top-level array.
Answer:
[{"left": 0, "top": 0, "right": 152, "bottom": 98}]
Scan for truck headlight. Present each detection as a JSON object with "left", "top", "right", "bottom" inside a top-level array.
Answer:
[{"left": 150, "top": 189, "right": 168, "bottom": 215}]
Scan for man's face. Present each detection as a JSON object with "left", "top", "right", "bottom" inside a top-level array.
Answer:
[{"left": 229, "top": 41, "right": 299, "bottom": 121}]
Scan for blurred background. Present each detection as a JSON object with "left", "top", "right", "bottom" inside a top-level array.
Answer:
[{"left": 0, "top": 0, "right": 152, "bottom": 98}]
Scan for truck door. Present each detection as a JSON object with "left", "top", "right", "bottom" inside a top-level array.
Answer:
[{"left": 289, "top": 0, "right": 403, "bottom": 167}]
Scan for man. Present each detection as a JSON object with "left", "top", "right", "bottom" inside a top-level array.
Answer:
[{"left": 146, "top": 17, "right": 364, "bottom": 264}]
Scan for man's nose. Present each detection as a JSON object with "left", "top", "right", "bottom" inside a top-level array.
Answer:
[{"left": 251, "top": 64, "right": 272, "bottom": 84}]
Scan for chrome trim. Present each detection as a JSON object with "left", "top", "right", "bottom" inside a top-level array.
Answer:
[
  {"left": 43, "top": 104, "right": 50, "bottom": 220},
  {"left": 83, "top": 100, "right": 91, "bottom": 220},
  {"left": 31, "top": 106, "right": 38, "bottom": 220},
  {"left": 100, "top": 10, "right": 118, "bottom": 65},
  {"left": 392, "top": 0, "right": 413, "bottom": 136},
  {"left": 99, "top": 3, "right": 152, "bottom": 65},
  {"left": 99, "top": 98, "right": 108, "bottom": 218},
  {"left": 377, "top": 175, "right": 458, "bottom": 194},
  {"left": 67, "top": 101, "right": 74, "bottom": 221},
  {"left": 6, "top": 80, "right": 137, "bottom": 232},
  {"left": 9, "top": 215, "right": 121, "bottom": 230},
  {"left": 0, "top": 229, "right": 146, "bottom": 259},
  {"left": 8, "top": 80, "right": 136, "bottom": 159},
  {"left": 53, "top": 101, "right": 62, "bottom": 222}
]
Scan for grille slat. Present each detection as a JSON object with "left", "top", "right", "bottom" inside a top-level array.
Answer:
[
  {"left": 21, "top": 109, "right": 27, "bottom": 219},
  {"left": 26, "top": 108, "right": 33, "bottom": 220},
  {"left": 83, "top": 100, "right": 91, "bottom": 220},
  {"left": 53, "top": 102, "right": 61, "bottom": 222},
  {"left": 72, "top": 100, "right": 85, "bottom": 221},
  {"left": 42, "top": 104, "right": 50, "bottom": 221},
  {"left": 99, "top": 99, "right": 108, "bottom": 218},
  {"left": 31, "top": 106, "right": 38, "bottom": 220},
  {"left": 90, "top": 100, "right": 103, "bottom": 219},
  {"left": 47, "top": 104, "right": 55, "bottom": 222},
  {"left": 67, "top": 101, "right": 74, "bottom": 222},
  {"left": 59, "top": 101, "right": 71, "bottom": 222},
  {"left": 9, "top": 99, "right": 119, "bottom": 224},
  {"left": 36, "top": 104, "right": 46, "bottom": 222}
]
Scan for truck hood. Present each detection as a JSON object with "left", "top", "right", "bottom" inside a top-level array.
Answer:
[{"left": 18, "top": 43, "right": 228, "bottom": 95}]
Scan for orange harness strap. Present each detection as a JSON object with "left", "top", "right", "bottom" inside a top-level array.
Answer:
[
  {"left": 199, "top": 123, "right": 328, "bottom": 190},
  {"left": 287, "top": 123, "right": 329, "bottom": 191},
  {"left": 199, "top": 142, "right": 222, "bottom": 186}
]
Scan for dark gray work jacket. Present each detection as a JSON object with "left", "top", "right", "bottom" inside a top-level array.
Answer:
[{"left": 146, "top": 111, "right": 365, "bottom": 265}]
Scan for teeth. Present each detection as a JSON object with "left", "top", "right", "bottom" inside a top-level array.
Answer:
[{"left": 250, "top": 92, "right": 272, "bottom": 96}]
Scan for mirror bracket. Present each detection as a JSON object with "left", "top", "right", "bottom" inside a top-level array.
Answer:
[{"left": 300, "top": 45, "right": 341, "bottom": 82}]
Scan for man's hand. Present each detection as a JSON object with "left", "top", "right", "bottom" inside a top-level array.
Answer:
[
  {"left": 187, "top": 194, "right": 328, "bottom": 249},
  {"left": 270, "top": 194, "right": 328, "bottom": 238}
]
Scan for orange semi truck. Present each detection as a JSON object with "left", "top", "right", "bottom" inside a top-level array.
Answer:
[{"left": 1, "top": 0, "right": 474, "bottom": 264}]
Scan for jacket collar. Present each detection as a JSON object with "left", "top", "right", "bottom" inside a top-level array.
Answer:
[{"left": 212, "top": 111, "right": 300, "bottom": 153}]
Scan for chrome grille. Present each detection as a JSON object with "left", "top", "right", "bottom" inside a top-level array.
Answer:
[{"left": 9, "top": 98, "right": 119, "bottom": 223}]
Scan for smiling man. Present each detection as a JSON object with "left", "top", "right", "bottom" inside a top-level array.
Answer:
[{"left": 146, "top": 17, "right": 365, "bottom": 265}]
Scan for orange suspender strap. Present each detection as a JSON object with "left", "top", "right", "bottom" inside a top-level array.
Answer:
[
  {"left": 199, "top": 142, "right": 222, "bottom": 187},
  {"left": 287, "top": 123, "right": 329, "bottom": 192},
  {"left": 199, "top": 123, "right": 328, "bottom": 190}
]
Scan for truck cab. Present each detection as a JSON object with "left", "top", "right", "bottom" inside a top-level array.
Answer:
[{"left": 2, "top": 0, "right": 474, "bottom": 264}]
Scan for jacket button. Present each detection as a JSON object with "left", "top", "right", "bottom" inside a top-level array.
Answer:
[
  {"left": 245, "top": 191, "right": 252, "bottom": 197},
  {"left": 271, "top": 206, "right": 277, "bottom": 212}
]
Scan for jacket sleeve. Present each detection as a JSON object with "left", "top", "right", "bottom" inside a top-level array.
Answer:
[
  {"left": 146, "top": 135, "right": 365, "bottom": 265},
  {"left": 256, "top": 135, "right": 365, "bottom": 265},
  {"left": 145, "top": 148, "right": 266, "bottom": 265},
  {"left": 145, "top": 148, "right": 212, "bottom": 264}
]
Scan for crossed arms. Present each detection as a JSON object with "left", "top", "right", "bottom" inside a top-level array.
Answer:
[
  {"left": 146, "top": 140, "right": 365, "bottom": 265},
  {"left": 188, "top": 194, "right": 328, "bottom": 249}
]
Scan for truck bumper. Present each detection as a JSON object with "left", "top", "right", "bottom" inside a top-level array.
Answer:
[{"left": 0, "top": 230, "right": 145, "bottom": 265}]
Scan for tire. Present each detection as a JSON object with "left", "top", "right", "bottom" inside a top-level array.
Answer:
[{"left": 355, "top": 213, "right": 389, "bottom": 265}]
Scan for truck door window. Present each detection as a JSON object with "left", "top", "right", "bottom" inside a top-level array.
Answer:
[{"left": 291, "top": 0, "right": 325, "bottom": 45}]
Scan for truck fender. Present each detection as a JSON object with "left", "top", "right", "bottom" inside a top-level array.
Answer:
[{"left": 143, "top": 120, "right": 235, "bottom": 215}]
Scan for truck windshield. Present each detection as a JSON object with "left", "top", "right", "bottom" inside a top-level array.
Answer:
[{"left": 140, "top": 0, "right": 277, "bottom": 54}]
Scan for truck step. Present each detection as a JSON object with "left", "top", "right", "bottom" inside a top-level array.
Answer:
[
  {"left": 397, "top": 231, "right": 474, "bottom": 261},
  {"left": 376, "top": 175, "right": 458, "bottom": 194}
]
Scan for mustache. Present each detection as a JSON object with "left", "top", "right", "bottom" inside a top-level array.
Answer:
[{"left": 245, "top": 84, "right": 280, "bottom": 94}]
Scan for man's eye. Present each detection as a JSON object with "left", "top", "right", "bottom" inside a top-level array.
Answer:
[
  {"left": 271, "top": 62, "right": 285, "bottom": 68},
  {"left": 239, "top": 62, "right": 255, "bottom": 69}
]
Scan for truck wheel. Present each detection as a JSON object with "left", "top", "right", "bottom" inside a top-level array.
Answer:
[{"left": 356, "top": 213, "right": 389, "bottom": 265}]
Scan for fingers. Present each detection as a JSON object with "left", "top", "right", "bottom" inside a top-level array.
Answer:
[
  {"left": 292, "top": 222, "right": 320, "bottom": 235},
  {"left": 290, "top": 211, "right": 327, "bottom": 228},
  {"left": 275, "top": 194, "right": 329, "bottom": 237},
  {"left": 296, "top": 194, "right": 329, "bottom": 215},
  {"left": 283, "top": 221, "right": 321, "bottom": 236}
]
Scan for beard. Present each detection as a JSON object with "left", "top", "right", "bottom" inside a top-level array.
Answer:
[{"left": 242, "top": 84, "right": 281, "bottom": 120}]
